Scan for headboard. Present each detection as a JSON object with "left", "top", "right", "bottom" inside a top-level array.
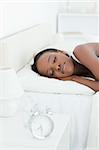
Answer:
[{"left": 0, "top": 24, "right": 53, "bottom": 71}]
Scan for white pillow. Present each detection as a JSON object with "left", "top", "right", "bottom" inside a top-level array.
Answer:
[
  {"left": 18, "top": 64, "right": 95, "bottom": 95},
  {"left": 17, "top": 33, "right": 95, "bottom": 95}
]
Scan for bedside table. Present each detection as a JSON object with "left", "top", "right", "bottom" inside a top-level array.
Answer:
[{"left": 0, "top": 113, "right": 71, "bottom": 150}]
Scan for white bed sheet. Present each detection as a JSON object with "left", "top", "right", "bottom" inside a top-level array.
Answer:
[{"left": 19, "top": 91, "right": 92, "bottom": 150}]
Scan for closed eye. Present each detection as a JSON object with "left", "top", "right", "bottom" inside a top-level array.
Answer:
[{"left": 53, "top": 56, "right": 56, "bottom": 63}]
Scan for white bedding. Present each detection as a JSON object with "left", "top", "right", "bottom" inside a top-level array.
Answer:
[
  {"left": 18, "top": 61, "right": 94, "bottom": 95},
  {"left": 20, "top": 91, "right": 92, "bottom": 150}
]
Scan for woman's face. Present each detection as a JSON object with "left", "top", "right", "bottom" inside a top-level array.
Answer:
[{"left": 36, "top": 51, "right": 75, "bottom": 78}]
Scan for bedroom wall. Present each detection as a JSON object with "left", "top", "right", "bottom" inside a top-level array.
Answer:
[{"left": 0, "top": 1, "right": 60, "bottom": 38}]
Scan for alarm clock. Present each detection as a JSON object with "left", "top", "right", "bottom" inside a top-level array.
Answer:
[{"left": 29, "top": 113, "right": 54, "bottom": 140}]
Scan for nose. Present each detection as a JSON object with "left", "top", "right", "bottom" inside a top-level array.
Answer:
[{"left": 55, "top": 64, "right": 61, "bottom": 71}]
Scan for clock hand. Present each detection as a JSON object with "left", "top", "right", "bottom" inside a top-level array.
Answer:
[
  {"left": 37, "top": 125, "right": 41, "bottom": 130},
  {"left": 36, "top": 125, "right": 43, "bottom": 135},
  {"left": 40, "top": 125, "right": 43, "bottom": 135}
]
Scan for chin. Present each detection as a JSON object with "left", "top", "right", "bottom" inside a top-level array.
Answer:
[{"left": 65, "top": 70, "right": 73, "bottom": 77}]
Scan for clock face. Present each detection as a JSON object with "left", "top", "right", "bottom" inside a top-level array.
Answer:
[{"left": 30, "top": 115, "right": 54, "bottom": 139}]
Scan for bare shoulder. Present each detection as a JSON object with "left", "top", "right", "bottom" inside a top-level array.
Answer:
[
  {"left": 73, "top": 43, "right": 99, "bottom": 57},
  {"left": 73, "top": 43, "right": 99, "bottom": 80}
]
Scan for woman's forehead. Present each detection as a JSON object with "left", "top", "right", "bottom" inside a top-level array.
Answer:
[
  {"left": 42, "top": 51, "right": 57, "bottom": 56},
  {"left": 38, "top": 52, "right": 50, "bottom": 62},
  {"left": 36, "top": 52, "right": 51, "bottom": 74},
  {"left": 38, "top": 51, "right": 57, "bottom": 60},
  {"left": 37, "top": 50, "right": 66, "bottom": 63}
]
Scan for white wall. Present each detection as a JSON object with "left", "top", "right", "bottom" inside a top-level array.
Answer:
[
  {"left": 0, "top": 0, "right": 99, "bottom": 38},
  {"left": 57, "top": 1, "right": 99, "bottom": 35},
  {"left": 58, "top": 1, "right": 98, "bottom": 13}
]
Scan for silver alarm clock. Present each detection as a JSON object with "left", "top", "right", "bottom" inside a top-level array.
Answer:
[
  {"left": 26, "top": 105, "right": 54, "bottom": 140},
  {"left": 29, "top": 113, "right": 54, "bottom": 140}
]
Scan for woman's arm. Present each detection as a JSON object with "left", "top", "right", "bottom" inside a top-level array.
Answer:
[
  {"left": 72, "top": 76, "right": 99, "bottom": 92},
  {"left": 73, "top": 43, "right": 99, "bottom": 80},
  {"left": 59, "top": 76, "right": 99, "bottom": 92}
]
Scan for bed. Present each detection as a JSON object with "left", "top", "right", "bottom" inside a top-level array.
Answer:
[{"left": 0, "top": 23, "right": 99, "bottom": 150}]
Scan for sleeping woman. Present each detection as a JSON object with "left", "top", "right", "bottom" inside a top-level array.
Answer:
[{"left": 31, "top": 43, "right": 99, "bottom": 92}]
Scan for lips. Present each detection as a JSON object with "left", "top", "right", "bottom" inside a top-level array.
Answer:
[{"left": 61, "top": 63, "right": 65, "bottom": 74}]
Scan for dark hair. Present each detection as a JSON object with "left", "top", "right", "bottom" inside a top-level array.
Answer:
[{"left": 31, "top": 48, "right": 58, "bottom": 75}]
